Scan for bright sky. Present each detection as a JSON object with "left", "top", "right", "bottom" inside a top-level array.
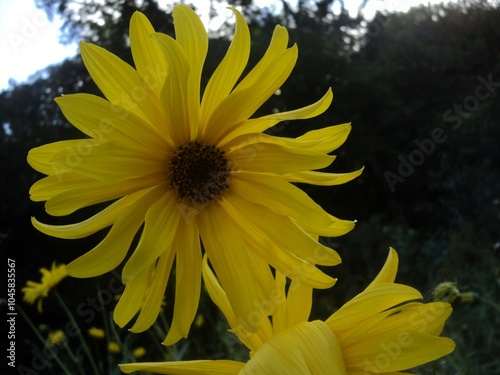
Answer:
[{"left": 0, "top": 0, "right": 457, "bottom": 91}]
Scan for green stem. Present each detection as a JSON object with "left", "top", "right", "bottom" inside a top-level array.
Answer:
[
  {"left": 54, "top": 292, "right": 100, "bottom": 375},
  {"left": 17, "top": 304, "right": 73, "bottom": 375},
  {"left": 481, "top": 297, "right": 500, "bottom": 313}
]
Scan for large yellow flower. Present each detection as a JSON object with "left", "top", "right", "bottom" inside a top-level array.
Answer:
[
  {"left": 27, "top": 5, "right": 361, "bottom": 344},
  {"left": 22, "top": 263, "right": 67, "bottom": 313},
  {"left": 120, "top": 249, "right": 455, "bottom": 374}
]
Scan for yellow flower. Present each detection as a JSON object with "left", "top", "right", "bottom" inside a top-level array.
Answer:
[
  {"left": 22, "top": 263, "right": 67, "bottom": 312},
  {"left": 27, "top": 5, "right": 361, "bottom": 344},
  {"left": 46, "top": 330, "right": 66, "bottom": 346},
  {"left": 88, "top": 327, "right": 106, "bottom": 339},
  {"left": 194, "top": 314, "right": 204, "bottom": 328},
  {"left": 108, "top": 342, "right": 121, "bottom": 353},
  {"left": 133, "top": 347, "right": 146, "bottom": 359},
  {"left": 120, "top": 249, "right": 455, "bottom": 374}
]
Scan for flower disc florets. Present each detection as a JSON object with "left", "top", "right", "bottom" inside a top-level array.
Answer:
[{"left": 169, "top": 141, "right": 230, "bottom": 204}]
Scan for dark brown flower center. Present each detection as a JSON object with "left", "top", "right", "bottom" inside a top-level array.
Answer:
[{"left": 169, "top": 141, "right": 230, "bottom": 204}]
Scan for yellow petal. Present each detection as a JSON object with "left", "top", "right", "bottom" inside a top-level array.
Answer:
[
  {"left": 283, "top": 168, "right": 364, "bottom": 186},
  {"left": 114, "top": 264, "right": 153, "bottom": 327},
  {"left": 202, "top": 255, "right": 268, "bottom": 352},
  {"left": 120, "top": 360, "right": 245, "bottom": 374},
  {"left": 201, "top": 255, "right": 236, "bottom": 327},
  {"left": 54, "top": 93, "right": 170, "bottom": 149},
  {"left": 50, "top": 141, "right": 165, "bottom": 183},
  {"left": 364, "top": 302, "right": 453, "bottom": 338},
  {"left": 30, "top": 173, "right": 93, "bottom": 202},
  {"left": 222, "top": 89, "right": 333, "bottom": 142},
  {"left": 163, "top": 223, "right": 202, "bottom": 346},
  {"left": 285, "top": 278, "right": 313, "bottom": 329},
  {"left": 366, "top": 247, "right": 399, "bottom": 288},
  {"left": 292, "top": 123, "right": 351, "bottom": 153},
  {"left": 122, "top": 191, "right": 180, "bottom": 281},
  {"left": 27, "top": 140, "right": 98, "bottom": 176},
  {"left": 198, "top": 200, "right": 275, "bottom": 332},
  {"left": 241, "top": 321, "right": 347, "bottom": 375},
  {"left": 80, "top": 41, "right": 163, "bottom": 127},
  {"left": 227, "top": 142, "right": 334, "bottom": 175},
  {"left": 200, "top": 7, "right": 250, "bottom": 128},
  {"left": 222, "top": 192, "right": 340, "bottom": 266},
  {"left": 219, "top": 194, "right": 337, "bottom": 289},
  {"left": 131, "top": 247, "right": 176, "bottom": 332},
  {"left": 204, "top": 46, "right": 298, "bottom": 144},
  {"left": 44, "top": 172, "right": 165, "bottom": 216},
  {"left": 344, "top": 331, "right": 455, "bottom": 373},
  {"left": 326, "top": 284, "right": 423, "bottom": 330},
  {"left": 129, "top": 11, "right": 167, "bottom": 96},
  {"left": 230, "top": 172, "right": 336, "bottom": 233},
  {"left": 231, "top": 25, "right": 289, "bottom": 93},
  {"left": 65, "top": 186, "right": 164, "bottom": 277},
  {"left": 152, "top": 33, "right": 193, "bottom": 143},
  {"left": 173, "top": 5, "right": 208, "bottom": 132},
  {"left": 31, "top": 189, "right": 150, "bottom": 239}
]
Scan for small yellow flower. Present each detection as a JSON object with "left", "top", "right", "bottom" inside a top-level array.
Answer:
[
  {"left": 121, "top": 248, "right": 455, "bottom": 374},
  {"left": 194, "top": 314, "right": 204, "bottom": 328},
  {"left": 108, "top": 342, "right": 120, "bottom": 353},
  {"left": 132, "top": 347, "right": 146, "bottom": 359},
  {"left": 46, "top": 330, "right": 66, "bottom": 346},
  {"left": 28, "top": 5, "right": 361, "bottom": 344},
  {"left": 88, "top": 327, "right": 105, "bottom": 339},
  {"left": 22, "top": 263, "right": 67, "bottom": 312}
]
